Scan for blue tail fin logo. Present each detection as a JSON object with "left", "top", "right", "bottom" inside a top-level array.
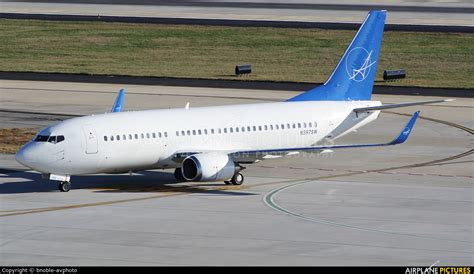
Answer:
[
  {"left": 346, "top": 47, "right": 376, "bottom": 82},
  {"left": 287, "top": 10, "right": 386, "bottom": 102}
]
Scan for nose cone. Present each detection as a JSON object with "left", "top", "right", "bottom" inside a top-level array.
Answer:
[{"left": 16, "top": 143, "right": 37, "bottom": 168}]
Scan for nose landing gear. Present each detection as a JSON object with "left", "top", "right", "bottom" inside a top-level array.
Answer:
[{"left": 48, "top": 174, "right": 72, "bottom": 192}]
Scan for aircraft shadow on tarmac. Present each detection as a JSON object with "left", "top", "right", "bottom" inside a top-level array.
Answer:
[{"left": 0, "top": 168, "right": 255, "bottom": 196}]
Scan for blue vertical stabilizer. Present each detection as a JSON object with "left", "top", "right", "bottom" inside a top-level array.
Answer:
[{"left": 287, "top": 10, "right": 386, "bottom": 102}]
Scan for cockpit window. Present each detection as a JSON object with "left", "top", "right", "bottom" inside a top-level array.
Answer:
[
  {"left": 34, "top": 135, "right": 49, "bottom": 142},
  {"left": 35, "top": 135, "right": 65, "bottom": 143}
]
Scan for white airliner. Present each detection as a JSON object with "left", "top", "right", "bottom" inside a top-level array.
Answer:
[{"left": 16, "top": 10, "right": 451, "bottom": 192}]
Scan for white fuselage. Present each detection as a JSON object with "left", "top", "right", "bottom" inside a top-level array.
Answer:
[{"left": 16, "top": 100, "right": 381, "bottom": 176}]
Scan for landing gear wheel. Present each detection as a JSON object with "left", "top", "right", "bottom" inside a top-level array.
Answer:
[
  {"left": 231, "top": 172, "right": 244, "bottom": 186},
  {"left": 58, "top": 181, "right": 71, "bottom": 192},
  {"left": 174, "top": 168, "right": 185, "bottom": 181}
]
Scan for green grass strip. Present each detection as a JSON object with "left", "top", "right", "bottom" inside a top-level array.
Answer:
[{"left": 1, "top": 19, "right": 473, "bottom": 89}]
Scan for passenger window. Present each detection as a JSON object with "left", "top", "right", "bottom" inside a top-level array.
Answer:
[
  {"left": 281, "top": 124, "right": 285, "bottom": 129},
  {"left": 158, "top": 132, "right": 162, "bottom": 138},
  {"left": 235, "top": 127, "right": 239, "bottom": 133},
  {"left": 308, "top": 122, "right": 312, "bottom": 128},
  {"left": 204, "top": 129, "right": 208, "bottom": 135},
  {"left": 193, "top": 130, "right": 196, "bottom": 135},
  {"left": 152, "top": 133, "right": 156, "bottom": 138},
  {"left": 287, "top": 123, "right": 291, "bottom": 129},
  {"left": 258, "top": 126, "right": 262, "bottom": 131},
  {"left": 104, "top": 136, "right": 108, "bottom": 142},
  {"left": 141, "top": 133, "right": 144, "bottom": 139},
  {"left": 253, "top": 126, "right": 256, "bottom": 131},
  {"left": 241, "top": 127, "right": 245, "bottom": 132},
  {"left": 176, "top": 131, "right": 179, "bottom": 136},
  {"left": 123, "top": 134, "right": 126, "bottom": 140},
  {"left": 264, "top": 125, "right": 268, "bottom": 130},
  {"left": 198, "top": 129, "right": 202, "bottom": 135},
  {"left": 276, "top": 125, "right": 279, "bottom": 130},
  {"left": 292, "top": 124, "right": 296, "bottom": 129},
  {"left": 218, "top": 128, "right": 222, "bottom": 134},
  {"left": 314, "top": 121, "right": 318, "bottom": 127},
  {"left": 224, "top": 128, "right": 228, "bottom": 133},
  {"left": 164, "top": 132, "right": 168, "bottom": 138},
  {"left": 186, "top": 130, "right": 190, "bottom": 136},
  {"left": 247, "top": 126, "right": 251, "bottom": 131},
  {"left": 211, "top": 129, "right": 215, "bottom": 134},
  {"left": 111, "top": 136, "right": 114, "bottom": 141},
  {"left": 117, "top": 135, "right": 120, "bottom": 141},
  {"left": 181, "top": 130, "right": 185, "bottom": 136},
  {"left": 270, "top": 125, "right": 273, "bottom": 130},
  {"left": 229, "top": 128, "right": 233, "bottom": 133},
  {"left": 303, "top": 122, "right": 307, "bottom": 128},
  {"left": 134, "top": 134, "right": 138, "bottom": 139},
  {"left": 298, "top": 123, "right": 301, "bottom": 128}
]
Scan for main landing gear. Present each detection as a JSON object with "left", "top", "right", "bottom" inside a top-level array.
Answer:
[
  {"left": 58, "top": 181, "right": 71, "bottom": 192},
  {"left": 174, "top": 168, "right": 184, "bottom": 181},
  {"left": 225, "top": 172, "right": 244, "bottom": 186}
]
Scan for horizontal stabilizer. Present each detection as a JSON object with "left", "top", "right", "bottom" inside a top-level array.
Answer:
[{"left": 353, "top": 99, "right": 453, "bottom": 113}]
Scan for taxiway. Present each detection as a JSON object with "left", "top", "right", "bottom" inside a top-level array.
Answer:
[{"left": 0, "top": 80, "right": 472, "bottom": 265}]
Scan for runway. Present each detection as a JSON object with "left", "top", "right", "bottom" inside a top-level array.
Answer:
[
  {"left": 2, "top": 0, "right": 473, "bottom": 27},
  {"left": 0, "top": 80, "right": 472, "bottom": 265}
]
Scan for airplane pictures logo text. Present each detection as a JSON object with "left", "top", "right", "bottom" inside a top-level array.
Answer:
[{"left": 345, "top": 47, "right": 376, "bottom": 82}]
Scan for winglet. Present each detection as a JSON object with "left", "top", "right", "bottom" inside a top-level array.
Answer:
[
  {"left": 388, "top": 111, "right": 420, "bottom": 145},
  {"left": 111, "top": 88, "right": 125, "bottom": 112}
]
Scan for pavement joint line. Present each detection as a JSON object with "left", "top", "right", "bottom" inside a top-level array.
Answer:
[
  {"left": 0, "top": 86, "right": 281, "bottom": 102},
  {"left": 0, "top": 191, "right": 188, "bottom": 217},
  {"left": 407, "top": 173, "right": 424, "bottom": 176}
]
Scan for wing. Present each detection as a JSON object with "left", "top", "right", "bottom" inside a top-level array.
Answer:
[{"left": 173, "top": 111, "right": 420, "bottom": 163}]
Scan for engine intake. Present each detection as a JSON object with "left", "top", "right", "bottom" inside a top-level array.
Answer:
[{"left": 181, "top": 153, "right": 237, "bottom": 181}]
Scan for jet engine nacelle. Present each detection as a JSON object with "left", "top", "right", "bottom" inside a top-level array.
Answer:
[{"left": 181, "top": 153, "right": 237, "bottom": 181}]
